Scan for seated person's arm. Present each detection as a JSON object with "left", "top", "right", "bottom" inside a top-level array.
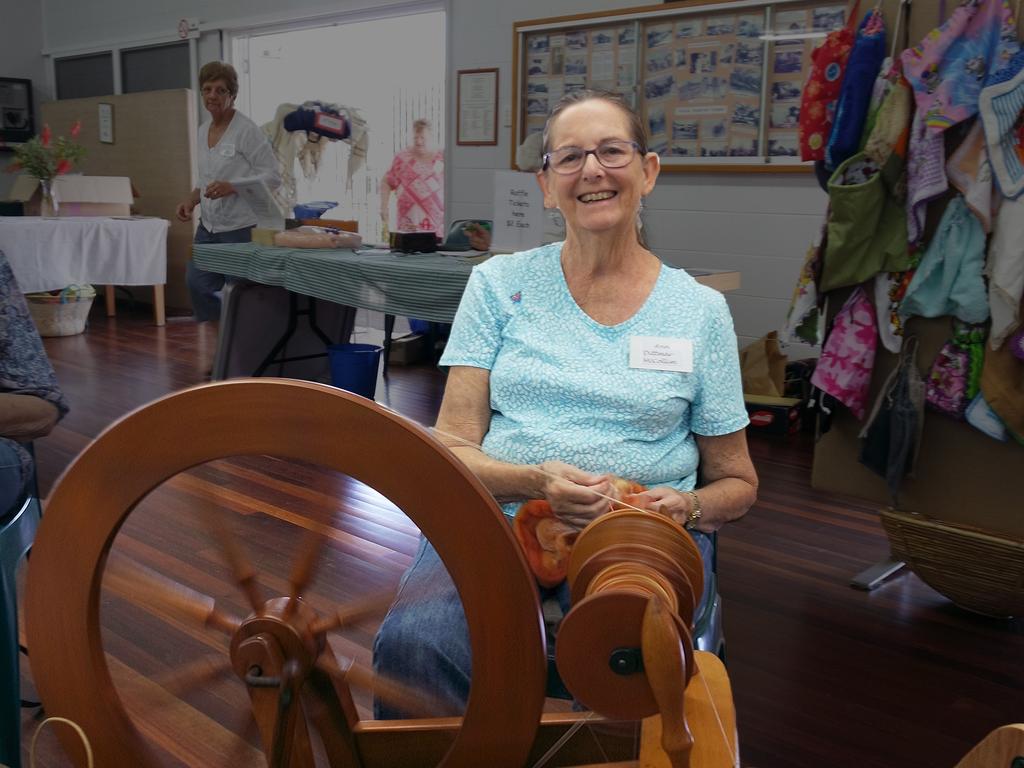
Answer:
[
  {"left": 436, "top": 366, "right": 615, "bottom": 528},
  {"left": 0, "top": 393, "right": 60, "bottom": 442},
  {"left": 627, "top": 429, "right": 758, "bottom": 533}
]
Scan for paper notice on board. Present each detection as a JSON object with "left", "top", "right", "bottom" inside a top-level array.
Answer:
[
  {"left": 232, "top": 177, "right": 285, "bottom": 229},
  {"left": 591, "top": 50, "right": 615, "bottom": 83},
  {"left": 459, "top": 72, "right": 497, "bottom": 143},
  {"left": 491, "top": 170, "right": 545, "bottom": 253}
]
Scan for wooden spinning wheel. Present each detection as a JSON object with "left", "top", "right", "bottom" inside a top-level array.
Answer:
[{"left": 24, "top": 379, "right": 737, "bottom": 767}]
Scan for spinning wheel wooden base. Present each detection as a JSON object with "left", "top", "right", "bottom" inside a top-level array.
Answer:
[{"left": 24, "top": 380, "right": 737, "bottom": 767}]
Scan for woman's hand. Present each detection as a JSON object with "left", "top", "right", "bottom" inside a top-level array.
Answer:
[
  {"left": 175, "top": 199, "right": 196, "bottom": 223},
  {"left": 538, "top": 460, "right": 617, "bottom": 530},
  {"left": 204, "top": 180, "right": 236, "bottom": 200},
  {"left": 624, "top": 486, "right": 697, "bottom": 530}
]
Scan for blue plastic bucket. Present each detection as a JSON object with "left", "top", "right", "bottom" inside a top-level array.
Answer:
[{"left": 327, "top": 343, "right": 382, "bottom": 399}]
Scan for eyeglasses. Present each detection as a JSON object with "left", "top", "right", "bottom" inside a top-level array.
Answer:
[
  {"left": 201, "top": 86, "right": 231, "bottom": 97},
  {"left": 543, "top": 140, "right": 641, "bottom": 174}
]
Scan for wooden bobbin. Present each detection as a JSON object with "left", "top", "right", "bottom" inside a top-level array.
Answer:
[{"left": 555, "top": 510, "right": 702, "bottom": 720}]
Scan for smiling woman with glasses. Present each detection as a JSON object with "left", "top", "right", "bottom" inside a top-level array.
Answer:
[
  {"left": 373, "top": 89, "right": 758, "bottom": 720},
  {"left": 175, "top": 61, "right": 281, "bottom": 374}
]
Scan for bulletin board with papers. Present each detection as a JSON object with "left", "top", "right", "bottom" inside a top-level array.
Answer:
[{"left": 512, "top": 0, "right": 849, "bottom": 172}]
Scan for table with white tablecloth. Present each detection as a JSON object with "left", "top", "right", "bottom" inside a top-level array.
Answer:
[{"left": 0, "top": 216, "right": 170, "bottom": 325}]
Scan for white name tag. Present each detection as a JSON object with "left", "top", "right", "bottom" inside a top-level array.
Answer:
[
  {"left": 629, "top": 336, "right": 694, "bottom": 373},
  {"left": 219, "top": 143, "right": 236, "bottom": 157}
]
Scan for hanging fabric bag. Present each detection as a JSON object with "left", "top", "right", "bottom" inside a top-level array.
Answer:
[
  {"left": 809, "top": 286, "right": 878, "bottom": 420},
  {"left": 925, "top": 320, "right": 987, "bottom": 420},
  {"left": 799, "top": 0, "right": 862, "bottom": 161},
  {"left": 825, "top": 7, "right": 888, "bottom": 171},
  {"left": 820, "top": 152, "right": 911, "bottom": 293},
  {"left": 858, "top": 335, "right": 926, "bottom": 503},
  {"left": 900, "top": 0, "right": 1019, "bottom": 133}
]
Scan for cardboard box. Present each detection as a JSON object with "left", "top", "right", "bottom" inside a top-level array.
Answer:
[
  {"left": 298, "top": 218, "right": 358, "bottom": 232},
  {"left": 6, "top": 175, "right": 135, "bottom": 216},
  {"left": 252, "top": 228, "right": 281, "bottom": 246},
  {"left": 744, "top": 394, "right": 802, "bottom": 435},
  {"left": 387, "top": 333, "right": 429, "bottom": 365}
]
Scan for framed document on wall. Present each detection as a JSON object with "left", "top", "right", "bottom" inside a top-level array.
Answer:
[{"left": 457, "top": 68, "right": 499, "bottom": 145}]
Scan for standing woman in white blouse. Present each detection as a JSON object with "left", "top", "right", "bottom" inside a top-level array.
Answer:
[{"left": 176, "top": 61, "right": 281, "bottom": 352}]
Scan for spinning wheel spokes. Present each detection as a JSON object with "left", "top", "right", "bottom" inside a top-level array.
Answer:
[
  {"left": 152, "top": 654, "right": 234, "bottom": 696},
  {"left": 308, "top": 590, "right": 396, "bottom": 635},
  {"left": 26, "top": 380, "right": 547, "bottom": 768},
  {"left": 315, "top": 649, "right": 443, "bottom": 719},
  {"left": 202, "top": 507, "right": 265, "bottom": 612},
  {"left": 284, "top": 528, "right": 329, "bottom": 619},
  {"left": 104, "top": 551, "right": 243, "bottom": 636},
  {"left": 110, "top": 492, "right": 439, "bottom": 756},
  {"left": 108, "top": 651, "right": 263, "bottom": 766}
]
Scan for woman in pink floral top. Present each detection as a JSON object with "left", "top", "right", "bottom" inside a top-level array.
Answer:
[{"left": 379, "top": 118, "right": 445, "bottom": 238}]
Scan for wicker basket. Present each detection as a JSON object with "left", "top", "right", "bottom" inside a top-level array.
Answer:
[
  {"left": 25, "top": 285, "right": 96, "bottom": 337},
  {"left": 881, "top": 508, "right": 1024, "bottom": 618}
]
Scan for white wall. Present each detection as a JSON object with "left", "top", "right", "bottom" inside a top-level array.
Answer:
[
  {"left": 28, "top": 0, "right": 827, "bottom": 354},
  {"left": 40, "top": 0, "right": 424, "bottom": 53},
  {"left": 0, "top": 1, "right": 45, "bottom": 91}
]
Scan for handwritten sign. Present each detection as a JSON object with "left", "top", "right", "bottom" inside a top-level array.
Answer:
[{"left": 490, "top": 170, "right": 545, "bottom": 253}]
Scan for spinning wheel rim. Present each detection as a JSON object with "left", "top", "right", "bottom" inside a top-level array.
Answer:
[{"left": 25, "top": 379, "right": 547, "bottom": 767}]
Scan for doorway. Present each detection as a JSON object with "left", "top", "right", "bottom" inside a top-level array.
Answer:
[{"left": 231, "top": 7, "right": 446, "bottom": 242}]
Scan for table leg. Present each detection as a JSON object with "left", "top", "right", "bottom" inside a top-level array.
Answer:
[
  {"left": 152, "top": 285, "right": 166, "bottom": 326},
  {"left": 104, "top": 285, "right": 116, "bottom": 317}
]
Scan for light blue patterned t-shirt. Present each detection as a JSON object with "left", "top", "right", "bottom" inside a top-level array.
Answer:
[{"left": 439, "top": 242, "right": 749, "bottom": 517}]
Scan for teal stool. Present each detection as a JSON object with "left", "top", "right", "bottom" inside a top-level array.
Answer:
[
  {"left": 1, "top": 464, "right": 41, "bottom": 768},
  {"left": 691, "top": 531, "right": 725, "bottom": 661}
]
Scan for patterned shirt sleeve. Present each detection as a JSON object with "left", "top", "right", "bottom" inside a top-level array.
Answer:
[
  {"left": 689, "top": 290, "right": 749, "bottom": 436},
  {"left": 0, "top": 249, "right": 70, "bottom": 484},
  {"left": 0, "top": 252, "right": 69, "bottom": 415}
]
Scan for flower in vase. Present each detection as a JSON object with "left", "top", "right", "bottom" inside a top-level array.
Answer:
[{"left": 4, "top": 121, "right": 86, "bottom": 183}]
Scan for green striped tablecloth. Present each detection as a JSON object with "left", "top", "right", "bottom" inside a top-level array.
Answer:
[
  {"left": 285, "top": 249, "right": 476, "bottom": 323},
  {"left": 191, "top": 244, "right": 479, "bottom": 322},
  {"left": 191, "top": 243, "right": 291, "bottom": 286}
]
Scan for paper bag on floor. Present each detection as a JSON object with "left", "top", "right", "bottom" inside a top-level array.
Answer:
[{"left": 740, "top": 331, "right": 788, "bottom": 397}]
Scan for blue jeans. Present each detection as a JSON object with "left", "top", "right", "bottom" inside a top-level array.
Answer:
[
  {"left": 372, "top": 528, "right": 715, "bottom": 719},
  {"left": 187, "top": 222, "right": 253, "bottom": 322}
]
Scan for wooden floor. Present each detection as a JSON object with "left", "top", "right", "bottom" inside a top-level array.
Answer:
[{"left": 17, "top": 305, "right": 1024, "bottom": 768}]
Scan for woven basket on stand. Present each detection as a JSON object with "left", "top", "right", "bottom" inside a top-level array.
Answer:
[
  {"left": 881, "top": 507, "right": 1024, "bottom": 618},
  {"left": 25, "top": 284, "right": 96, "bottom": 337}
]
